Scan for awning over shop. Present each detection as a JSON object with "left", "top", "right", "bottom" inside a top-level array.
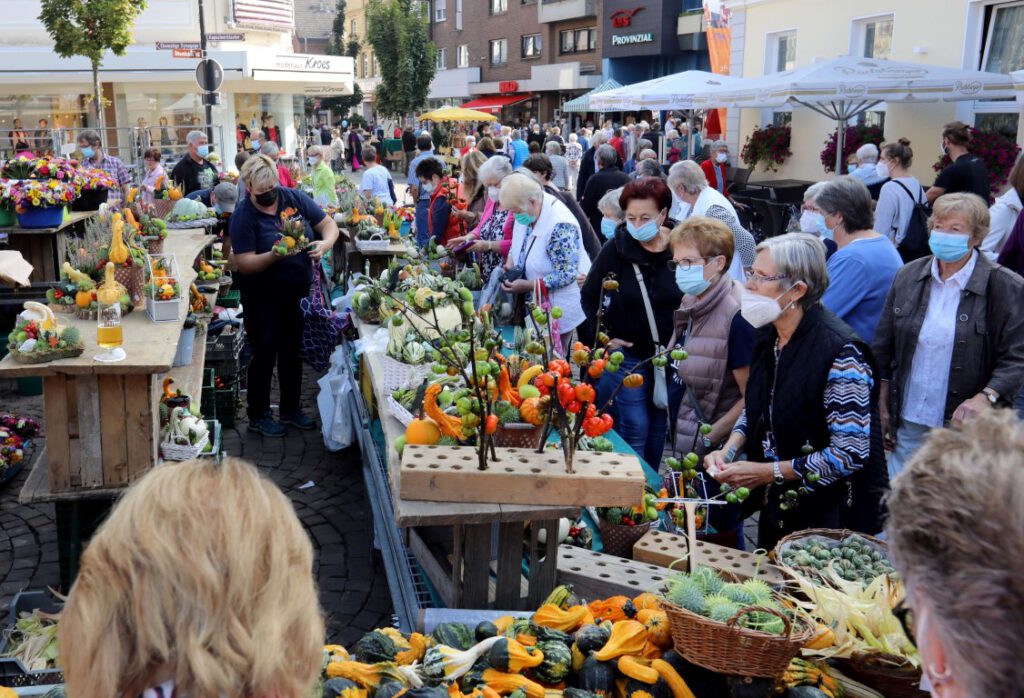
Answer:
[
  {"left": 561, "top": 80, "right": 622, "bottom": 113},
  {"left": 460, "top": 93, "right": 536, "bottom": 112}
]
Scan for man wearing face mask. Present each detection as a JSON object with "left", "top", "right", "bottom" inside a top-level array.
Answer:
[
  {"left": 873, "top": 192, "right": 1024, "bottom": 479},
  {"left": 229, "top": 155, "right": 340, "bottom": 438},
  {"left": 846, "top": 143, "right": 886, "bottom": 188},
  {"left": 927, "top": 121, "right": 990, "bottom": 205},
  {"left": 580, "top": 178, "right": 681, "bottom": 469},
  {"left": 886, "top": 409, "right": 1024, "bottom": 698},
  {"left": 77, "top": 129, "right": 131, "bottom": 208},
  {"left": 700, "top": 141, "right": 732, "bottom": 197},
  {"left": 170, "top": 130, "right": 220, "bottom": 196},
  {"left": 705, "top": 233, "right": 889, "bottom": 549},
  {"left": 581, "top": 145, "right": 631, "bottom": 236}
]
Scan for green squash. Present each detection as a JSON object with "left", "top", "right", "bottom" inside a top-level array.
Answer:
[
  {"left": 531, "top": 623, "right": 572, "bottom": 647},
  {"left": 459, "top": 658, "right": 490, "bottom": 692},
  {"left": 475, "top": 620, "right": 500, "bottom": 643},
  {"left": 573, "top": 624, "right": 610, "bottom": 655},
  {"left": 432, "top": 621, "right": 475, "bottom": 650},
  {"left": 575, "top": 655, "right": 616, "bottom": 698},
  {"left": 532, "top": 640, "right": 572, "bottom": 684},
  {"left": 323, "top": 678, "right": 367, "bottom": 698},
  {"left": 375, "top": 682, "right": 408, "bottom": 698},
  {"left": 563, "top": 689, "right": 601, "bottom": 698},
  {"left": 353, "top": 630, "right": 398, "bottom": 663}
]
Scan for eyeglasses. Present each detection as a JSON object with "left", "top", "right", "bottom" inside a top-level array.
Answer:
[
  {"left": 743, "top": 268, "right": 788, "bottom": 284},
  {"left": 892, "top": 599, "right": 915, "bottom": 645},
  {"left": 667, "top": 257, "right": 708, "bottom": 272}
]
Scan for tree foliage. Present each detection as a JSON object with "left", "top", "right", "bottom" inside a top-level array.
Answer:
[
  {"left": 39, "top": 0, "right": 149, "bottom": 129},
  {"left": 366, "top": 0, "right": 436, "bottom": 118},
  {"left": 346, "top": 38, "right": 362, "bottom": 58},
  {"left": 327, "top": 0, "right": 348, "bottom": 55},
  {"left": 321, "top": 84, "right": 365, "bottom": 121}
]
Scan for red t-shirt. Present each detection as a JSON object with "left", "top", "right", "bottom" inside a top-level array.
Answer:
[{"left": 608, "top": 136, "right": 626, "bottom": 162}]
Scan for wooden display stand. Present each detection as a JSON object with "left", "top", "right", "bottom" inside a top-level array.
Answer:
[
  {"left": 400, "top": 445, "right": 646, "bottom": 507},
  {"left": 0, "top": 211, "right": 96, "bottom": 304},
  {"left": 356, "top": 318, "right": 578, "bottom": 610},
  {"left": 556, "top": 545, "right": 673, "bottom": 600},
  {"left": 632, "top": 530, "right": 787, "bottom": 585}
]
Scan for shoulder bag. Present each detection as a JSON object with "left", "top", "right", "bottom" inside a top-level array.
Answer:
[
  {"left": 300, "top": 260, "right": 346, "bottom": 373},
  {"left": 632, "top": 263, "right": 668, "bottom": 410}
]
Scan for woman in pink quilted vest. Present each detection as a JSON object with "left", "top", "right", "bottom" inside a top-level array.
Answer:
[{"left": 667, "top": 216, "right": 754, "bottom": 548}]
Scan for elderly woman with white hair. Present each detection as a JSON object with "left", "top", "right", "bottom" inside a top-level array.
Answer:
[
  {"left": 848, "top": 142, "right": 886, "bottom": 186},
  {"left": 229, "top": 155, "right": 340, "bottom": 437},
  {"left": 500, "top": 172, "right": 589, "bottom": 350},
  {"left": 596, "top": 187, "right": 625, "bottom": 240},
  {"left": 544, "top": 141, "right": 569, "bottom": 190},
  {"left": 565, "top": 133, "right": 583, "bottom": 191},
  {"left": 260, "top": 140, "right": 296, "bottom": 188},
  {"left": 700, "top": 140, "right": 731, "bottom": 196},
  {"left": 168, "top": 129, "right": 219, "bottom": 196},
  {"left": 797, "top": 181, "right": 838, "bottom": 257},
  {"left": 705, "top": 233, "right": 888, "bottom": 549},
  {"left": 667, "top": 160, "right": 756, "bottom": 281},
  {"left": 447, "top": 155, "right": 516, "bottom": 283}
]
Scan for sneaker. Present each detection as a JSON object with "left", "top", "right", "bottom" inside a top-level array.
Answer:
[
  {"left": 280, "top": 410, "right": 316, "bottom": 430},
  {"left": 248, "top": 414, "right": 286, "bottom": 438}
]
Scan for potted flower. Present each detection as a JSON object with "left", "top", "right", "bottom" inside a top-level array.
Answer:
[
  {"left": 10, "top": 179, "right": 77, "bottom": 228},
  {"left": 819, "top": 124, "right": 884, "bottom": 174},
  {"left": 72, "top": 166, "right": 115, "bottom": 211},
  {"left": 0, "top": 180, "right": 15, "bottom": 227},
  {"left": 741, "top": 124, "right": 792, "bottom": 172},
  {"left": 932, "top": 126, "right": 1022, "bottom": 204}
]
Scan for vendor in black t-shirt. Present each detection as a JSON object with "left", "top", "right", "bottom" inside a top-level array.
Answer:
[
  {"left": 927, "top": 120, "right": 990, "bottom": 205},
  {"left": 170, "top": 130, "right": 220, "bottom": 195},
  {"left": 229, "top": 154, "right": 340, "bottom": 438}
]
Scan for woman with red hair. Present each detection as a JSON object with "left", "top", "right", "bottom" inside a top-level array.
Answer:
[{"left": 581, "top": 177, "right": 681, "bottom": 468}]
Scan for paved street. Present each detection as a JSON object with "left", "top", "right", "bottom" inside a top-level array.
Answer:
[{"left": 0, "top": 377, "right": 394, "bottom": 645}]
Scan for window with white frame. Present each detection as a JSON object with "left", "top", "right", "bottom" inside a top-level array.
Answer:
[
  {"left": 435, "top": 0, "right": 446, "bottom": 21},
  {"left": 559, "top": 28, "right": 596, "bottom": 54},
  {"left": 765, "top": 31, "right": 796, "bottom": 73},
  {"left": 522, "top": 34, "right": 542, "bottom": 59},
  {"left": 373, "top": 56, "right": 380, "bottom": 77},
  {"left": 853, "top": 15, "right": 893, "bottom": 59},
  {"left": 490, "top": 0, "right": 507, "bottom": 14},
  {"left": 436, "top": 48, "right": 447, "bottom": 70},
  {"left": 974, "top": 1, "right": 1024, "bottom": 140},
  {"left": 457, "top": 44, "right": 469, "bottom": 68},
  {"left": 490, "top": 38, "right": 508, "bottom": 64},
  {"left": 362, "top": 53, "right": 369, "bottom": 78},
  {"left": 456, "top": 0, "right": 463, "bottom": 29}
]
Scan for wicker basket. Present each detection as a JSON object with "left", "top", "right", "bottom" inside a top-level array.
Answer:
[
  {"left": 599, "top": 520, "right": 652, "bottom": 558},
  {"left": 49, "top": 303, "right": 76, "bottom": 314},
  {"left": 114, "top": 264, "right": 145, "bottom": 305},
  {"left": 143, "top": 236, "right": 165, "bottom": 255},
  {"left": 385, "top": 395, "right": 415, "bottom": 427},
  {"left": 836, "top": 656, "right": 927, "bottom": 698},
  {"left": 772, "top": 528, "right": 890, "bottom": 582},
  {"left": 160, "top": 433, "right": 210, "bottom": 461},
  {"left": 660, "top": 598, "right": 813, "bottom": 678},
  {"left": 151, "top": 198, "right": 175, "bottom": 219},
  {"left": 494, "top": 423, "right": 544, "bottom": 449}
]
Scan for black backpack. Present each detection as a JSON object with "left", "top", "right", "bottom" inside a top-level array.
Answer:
[{"left": 891, "top": 180, "right": 930, "bottom": 262}]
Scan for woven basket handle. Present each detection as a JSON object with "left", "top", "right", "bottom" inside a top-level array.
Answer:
[{"left": 725, "top": 605, "right": 793, "bottom": 637}]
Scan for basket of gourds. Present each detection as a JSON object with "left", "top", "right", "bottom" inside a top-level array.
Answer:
[{"left": 108, "top": 211, "right": 145, "bottom": 305}]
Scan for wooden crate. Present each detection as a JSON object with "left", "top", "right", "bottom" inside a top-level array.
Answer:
[
  {"left": 632, "top": 530, "right": 787, "bottom": 585},
  {"left": 556, "top": 544, "right": 672, "bottom": 600},
  {"left": 400, "top": 445, "right": 646, "bottom": 507}
]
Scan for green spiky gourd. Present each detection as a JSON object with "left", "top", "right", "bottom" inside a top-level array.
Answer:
[
  {"left": 665, "top": 576, "right": 706, "bottom": 616},
  {"left": 703, "top": 595, "right": 741, "bottom": 624},
  {"left": 740, "top": 578, "right": 774, "bottom": 605},
  {"left": 690, "top": 566, "right": 724, "bottom": 596},
  {"left": 719, "top": 583, "right": 757, "bottom": 607}
]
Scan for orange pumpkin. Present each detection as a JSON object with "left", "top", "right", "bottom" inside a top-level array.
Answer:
[
  {"left": 75, "top": 290, "right": 93, "bottom": 308},
  {"left": 633, "top": 593, "right": 661, "bottom": 611},
  {"left": 518, "top": 396, "right": 549, "bottom": 426},
  {"left": 406, "top": 418, "right": 441, "bottom": 445},
  {"left": 637, "top": 608, "right": 671, "bottom": 648}
]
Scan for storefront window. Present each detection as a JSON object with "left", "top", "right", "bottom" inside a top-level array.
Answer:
[
  {"left": 118, "top": 92, "right": 204, "bottom": 157},
  {"left": 1, "top": 94, "right": 89, "bottom": 157}
]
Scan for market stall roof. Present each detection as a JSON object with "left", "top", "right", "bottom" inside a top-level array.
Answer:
[
  {"left": 460, "top": 93, "right": 536, "bottom": 112},
  {"left": 561, "top": 79, "right": 623, "bottom": 113},
  {"left": 692, "top": 56, "right": 1016, "bottom": 171},
  {"left": 588, "top": 71, "right": 741, "bottom": 111},
  {"left": 418, "top": 106, "right": 498, "bottom": 122}
]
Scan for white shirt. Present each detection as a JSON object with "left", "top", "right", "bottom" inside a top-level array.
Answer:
[
  {"left": 901, "top": 251, "right": 979, "bottom": 427},
  {"left": 982, "top": 187, "right": 1022, "bottom": 262},
  {"left": 360, "top": 164, "right": 394, "bottom": 206}
]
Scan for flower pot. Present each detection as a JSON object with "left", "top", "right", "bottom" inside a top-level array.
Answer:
[
  {"left": 0, "top": 207, "right": 15, "bottom": 227},
  {"left": 17, "top": 206, "right": 64, "bottom": 229},
  {"left": 71, "top": 188, "right": 109, "bottom": 211}
]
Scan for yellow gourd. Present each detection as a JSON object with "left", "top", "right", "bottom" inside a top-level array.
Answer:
[
  {"left": 593, "top": 621, "right": 648, "bottom": 662},
  {"left": 109, "top": 215, "right": 130, "bottom": 264},
  {"left": 532, "top": 604, "right": 592, "bottom": 633}
]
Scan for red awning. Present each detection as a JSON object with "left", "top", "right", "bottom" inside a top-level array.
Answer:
[{"left": 460, "top": 93, "right": 536, "bottom": 112}]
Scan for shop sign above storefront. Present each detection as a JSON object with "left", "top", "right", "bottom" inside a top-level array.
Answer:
[
  {"left": 611, "top": 33, "right": 654, "bottom": 45},
  {"left": 500, "top": 81, "right": 520, "bottom": 93},
  {"left": 603, "top": 0, "right": 677, "bottom": 57}
]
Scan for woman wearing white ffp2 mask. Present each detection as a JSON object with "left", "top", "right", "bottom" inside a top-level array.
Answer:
[
  {"left": 700, "top": 140, "right": 732, "bottom": 197},
  {"left": 704, "top": 233, "right": 887, "bottom": 550}
]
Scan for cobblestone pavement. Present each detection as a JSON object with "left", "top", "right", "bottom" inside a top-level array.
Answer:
[{"left": 0, "top": 376, "right": 394, "bottom": 645}]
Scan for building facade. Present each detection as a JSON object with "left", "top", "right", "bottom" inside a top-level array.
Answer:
[
  {"left": 725, "top": 0, "right": 1024, "bottom": 183},
  {"left": 344, "top": 0, "right": 383, "bottom": 121},
  {"left": 601, "top": 0, "right": 709, "bottom": 85},
  {"left": 0, "top": 0, "right": 353, "bottom": 167}
]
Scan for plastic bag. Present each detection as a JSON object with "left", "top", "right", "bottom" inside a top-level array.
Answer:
[{"left": 317, "top": 345, "right": 354, "bottom": 451}]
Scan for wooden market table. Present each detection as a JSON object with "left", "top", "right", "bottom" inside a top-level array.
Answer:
[
  {"left": 0, "top": 211, "right": 96, "bottom": 305},
  {"left": 354, "top": 318, "right": 578, "bottom": 611}
]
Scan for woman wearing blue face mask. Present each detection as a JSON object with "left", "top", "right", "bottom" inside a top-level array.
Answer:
[
  {"left": 596, "top": 187, "right": 625, "bottom": 241},
  {"left": 580, "top": 178, "right": 681, "bottom": 469},
  {"left": 873, "top": 192, "right": 1024, "bottom": 479},
  {"left": 665, "top": 217, "right": 753, "bottom": 548}
]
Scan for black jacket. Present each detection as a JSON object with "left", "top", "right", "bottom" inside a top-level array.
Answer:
[
  {"left": 547, "top": 184, "right": 602, "bottom": 261},
  {"left": 575, "top": 145, "right": 623, "bottom": 201},
  {"left": 170, "top": 156, "right": 219, "bottom": 196},
  {"left": 743, "top": 305, "right": 888, "bottom": 549},
  {"left": 401, "top": 131, "right": 417, "bottom": 152},
  {"left": 527, "top": 131, "right": 546, "bottom": 150},
  {"left": 579, "top": 224, "right": 681, "bottom": 357},
  {"left": 581, "top": 166, "right": 631, "bottom": 234}
]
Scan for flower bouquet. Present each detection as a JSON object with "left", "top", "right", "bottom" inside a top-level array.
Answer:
[
  {"left": 6, "top": 302, "right": 84, "bottom": 364},
  {"left": 272, "top": 206, "right": 310, "bottom": 255},
  {"left": 0, "top": 180, "right": 14, "bottom": 226},
  {"left": 10, "top": 179, "right": 77, "bottom": 228},
  {"left": 72, "top": 166, "right": 115, "bottom": 211},
  {"left": 0, "top": 413, "right": 40, "bottom": 484}
]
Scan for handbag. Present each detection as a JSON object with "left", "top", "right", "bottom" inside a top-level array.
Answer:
[
  {"left": 632, "top": 263, "right": 668, "bottom": 410},
  {"left": 300, "top": 260, "right": 345, "bottom": 373}
]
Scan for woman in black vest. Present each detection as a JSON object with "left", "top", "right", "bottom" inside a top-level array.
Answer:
[{"left": 704, "top": 233, "right": 888, "bottom": 549}]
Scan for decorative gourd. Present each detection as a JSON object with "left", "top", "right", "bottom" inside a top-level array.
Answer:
[
  {"left": 422, "top": 637, "right": 503, "bottom": 682},
  {"left": 576, "top": 656, "right": 616, "bottom": 698},
  {"left": 354, "top": 630, "right": 399, "bottom": 663},
  {"left": 497, "top": 365, "right": 523, "bottom": 408},
  {"left": 636, "top": 609, "right": 671, "bottom": 649},
  {"left": 406, "top": 418, "right": 442, "bottom": 446},
  {"left": 574, "top": 624, "right": 610, "bottom": 655},
  {"left": 650, "top": 659, "right": 696, "bottom": 698},
  {"left": 621, "top": 677, "right": 670, "bottom": 698},
  {"left": 323, "top": 678, "right": 368, "bottom": 698},
  {"left": 325, "top": 660, "right": 408, "bottom": 688},
  {"left": 475, "top": 621, "right": 500, "bottom": 643},
  {"left": 424, "top": 385, "right": 463, "bottom": 440},
  {"left": 375, "top": 683, "right": 408, "bottom": 698},
  {"left": 632, "top": 593, "right": 660, "bottom": 612},
  {"left": 171, "top": 197, "right": 208, "bottom": 218},
  {"left": 531, "top": 641, "right": 572, "bottom": 684},
  {"left": 564, "top": 689, "right": 602, "bottom": 698},
  {"left": 617, "top": 656, "right": 658, "bottom": 684},
  {"left": 518, "top": 397, "right": 548, "bottom": 427},
  {"left": 396, "top": 632, "right": 428, "bottom": 665},
  {"left": 481, "top": 670, "right": 544, "bottom": 698},
  {"left": 431, "top": 622, "right": 476, "bottom": 651},
  {"left": 588, "top": 597, "right": 637, "bottom": 624},
  {"left": 108, "top": 215, "right": 130, "bottom": 264},
  {"left": 532, "top": 604, "right": 592, "bottom": 633},
  {"left": 487, "top": 637, "right": 543, "bottom": 673},
  {"left": 75, "top": 289, "right": 94, "bottom": 308},
  {"left": 592, "top": 621, "right": 647, "bottom": 662}
]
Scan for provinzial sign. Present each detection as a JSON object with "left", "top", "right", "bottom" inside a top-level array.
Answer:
[
  {"left": 611, "top": 32, "right": 654, "bottom": 45},
  {"left": 158, "top": 41, "right": 201, "bottom": 50}
]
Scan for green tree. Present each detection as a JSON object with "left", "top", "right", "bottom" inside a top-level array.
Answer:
[
  {"left": 39, "top": 0, "right": 149, "bottom": 131},
  {"left": 346, "top": 38, "right": 361, "bottom": 58},
  {"left": 366, "top": 0, "right": 436, "bottom": 118},
  {"left": 327, "top": 0, "right": 348, "bottom": 55}
]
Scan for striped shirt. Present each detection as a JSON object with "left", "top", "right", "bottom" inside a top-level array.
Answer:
[{"left": 733, "top": 341, "right": 873, "bottom": 488}]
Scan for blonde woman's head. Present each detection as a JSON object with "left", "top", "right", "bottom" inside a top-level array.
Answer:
[
  {"left": 58, "top": 457, "right": 324, "bottom": 698},
  {"left": 461, "top": 150, "right": 488, "bottom": 196},
  {"left": 240, "top": 154, "right": 280, "bottom": 195},
  {"left": 930, "top": 192, "right": 990, "bottom": 246},
  {"left": 499, "top": 171, "right": 544, "bottom": 216}
]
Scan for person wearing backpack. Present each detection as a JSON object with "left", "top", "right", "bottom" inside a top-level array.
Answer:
[
  {"left": 874, "top": 139, "right": 930, "bottom": 262},
  {"left": 818, "top": 177, "right": 903, "bottom": 344}
]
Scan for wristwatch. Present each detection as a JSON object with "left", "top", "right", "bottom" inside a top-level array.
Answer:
[
  {"left": 772, "top": 461, "right": 784, "bottom": 486},
  {"left": 982, "top": 387, "right": 1000, "bottom": 406}
]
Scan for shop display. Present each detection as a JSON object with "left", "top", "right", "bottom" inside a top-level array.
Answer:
[{"left": 5, "top": 302, "right": 83, "bottom": 364}]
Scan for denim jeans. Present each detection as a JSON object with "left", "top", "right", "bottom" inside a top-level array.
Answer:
[
  {"left": 887, "top": 420, "right": 932, "bottom": 480},
  {"left": 414, "top": 198, "right": 431, "bottom": 248},
  {"left": 596, "top": 348, "right": 669, "bottom": 470}
]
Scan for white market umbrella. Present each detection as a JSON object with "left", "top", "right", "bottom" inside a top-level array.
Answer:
[
  {"left": 695, "top": 56, "right": 1016, "bottom": 172},
  {"left": 589, "top": 70, "right": 741, "bottom": 111}
]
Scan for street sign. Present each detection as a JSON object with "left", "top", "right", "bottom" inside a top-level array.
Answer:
[
  {"left": 202, "top": 92, "right": 222, "bottom": 106},
  {"left": 195, "top": 58, "right": 224, "bottom": 92},
  {"left": 158, "top": 41, "right": 201, "bottom": 50},
  {"left": 173, "top": 48, "right": 204, "bottom": 58},
  {"left": 206, "top": 32, "right": 245, "bottom": 41}
]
